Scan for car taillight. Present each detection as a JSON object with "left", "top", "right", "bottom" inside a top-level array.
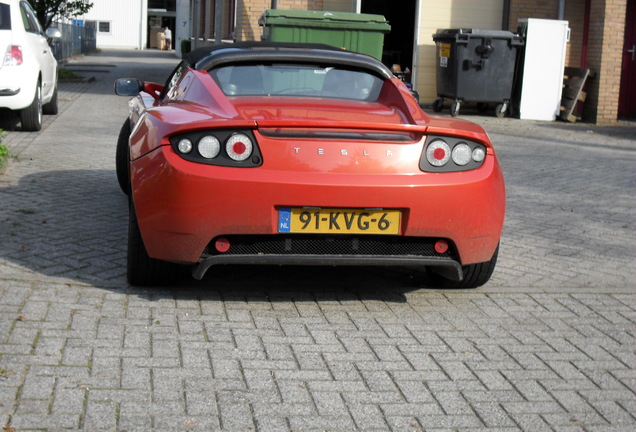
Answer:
[
  {"left": 421, "top": 136, "right": 488, "bottom": 172},
  {"left": 226, "top": 133, "right": 253, "bottom": 161},
  {"left": 451, "top": 143, "right": 472, "bottom": 166},
  {"left": 3, "top": 45, "right": 23, "bottom": 66},
  {"left": 198, "top": 135, "right": 220, "bottom": 159},
  {"left": 177, "top": 138, "right": 193, "bottom": 154},
  {"left": 170, "top": 130, "right": 262, "bottom": 167},
  {"left": 426, "top": 140, "right": 451, "bottom": 167}
]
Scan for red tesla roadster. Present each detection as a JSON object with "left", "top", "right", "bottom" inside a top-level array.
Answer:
[{"left": 115, "top": 42, "right": 505, "bottom": 287}]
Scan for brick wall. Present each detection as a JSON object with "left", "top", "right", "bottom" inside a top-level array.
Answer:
[
  {"left": 279, "top": 0, "right": 323, "bottom": 8},
  {"left": 585, "top": 0, "right": 627, "bottom": 124},
  {"left": 507, "top": 0, "right": 585, "bottom": 72},
  {"left": 564, "top": 0, "right": 585, "bottom": 68},
  {"left": 508, "top": 0, "right": 627, "bottom": 124},
  {"left": 508, "top": 0, "right": 556, "bottom": 22},
  {"left": 236, "top": 0, "right": 324, "bottom": 41}
]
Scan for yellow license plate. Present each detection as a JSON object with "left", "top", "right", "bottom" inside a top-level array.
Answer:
[{"left": 278, "top": 208, "right": 401, "bottom": 235}]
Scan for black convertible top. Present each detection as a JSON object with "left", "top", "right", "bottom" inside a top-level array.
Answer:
[
  {"left": 185, "top": 41, "right": 342, "bottom": 66},
  {"left": 185, "top": 41, "right": 394, "bottom": 80}
]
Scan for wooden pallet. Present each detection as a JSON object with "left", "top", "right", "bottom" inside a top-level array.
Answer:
[{"left": 560, "top": 67, "right": 593, "bottom": 122}]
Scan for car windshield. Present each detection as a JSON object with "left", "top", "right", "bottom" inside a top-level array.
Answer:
[{"left": 210, "top": 64, "right": 384, "bottom": 101}]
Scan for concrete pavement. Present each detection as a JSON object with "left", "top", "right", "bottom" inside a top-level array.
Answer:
[{"left": 0, "top": 49, "right": 634, "bottom": 431}]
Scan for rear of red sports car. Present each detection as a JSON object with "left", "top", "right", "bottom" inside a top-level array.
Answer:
[{"left": 115, "top": 43, "right": 505, "bottom": 287}]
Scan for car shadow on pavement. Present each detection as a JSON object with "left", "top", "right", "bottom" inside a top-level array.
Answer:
[
  {"left": 0, "top": 110, "right": 21, "bottom": 130},
  {"left": 202, "top": 264, "right": 436, "bottom": 301},
  {"left": 0, "top": 169, "right": 443, "bottom": 302},
  {"left": 0, "top": 169, "right": 128, "bottom": 282}
]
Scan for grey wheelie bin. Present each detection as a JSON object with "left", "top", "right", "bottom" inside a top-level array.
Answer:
[{"left": 432, "top": 28, "right": 523, "bottom": 117}]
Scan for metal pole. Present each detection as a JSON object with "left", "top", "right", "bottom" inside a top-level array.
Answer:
[
  {"left": 214, "top": 0, "right": 224, "bottom": 44},
  {"left": 204, "top": 0, "right": 212, "bottom": 44},
  {"left": 139, "top": 0, "right": 145, "bottom": 50},
  {"left": 192, "top": 0, "right": 199, "bottom": 49}
]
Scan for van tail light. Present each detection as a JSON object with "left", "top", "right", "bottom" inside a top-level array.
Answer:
[{"left": 3, "top": 45, "right": 23, "bottom": 66}]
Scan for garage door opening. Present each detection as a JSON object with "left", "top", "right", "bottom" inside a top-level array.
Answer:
[{"left": 362, "top": 0, "right": 416, "bottom": 72}]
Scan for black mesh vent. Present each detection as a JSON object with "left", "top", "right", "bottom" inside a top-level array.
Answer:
[{"left": 204, "top": 235, "right": 453, "bottom": 258}]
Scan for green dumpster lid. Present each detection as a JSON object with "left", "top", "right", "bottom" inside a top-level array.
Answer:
[{"left": 259, "top": 9, "right": 390, "bottom": 31}]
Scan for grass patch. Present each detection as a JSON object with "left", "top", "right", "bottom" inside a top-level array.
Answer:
[
  {"left": 16, "top": 209, "right": 36, "bottom": 215},
  {"left": 0, "top": 129, "right": 10, "bottom": 172},
  {"left": 58, "top": 67, "right": 80, "bottom": 79}
]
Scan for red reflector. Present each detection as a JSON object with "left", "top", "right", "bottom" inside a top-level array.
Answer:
[
  {"left": 434, "top": 240, "right": 449, "bottom": 254},
  {"left": 215, "top": 237, "right": 230, "bottom": 253},
  {"left": 233, "top": 142, "right": 247, "bottom": 155},
  {"left": 433, "top": 148, "right": 446, "bottom": 160}
]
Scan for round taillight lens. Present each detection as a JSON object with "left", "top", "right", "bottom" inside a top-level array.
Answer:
[
  {"left": 198, "top": 135, "right": 220, "bottom": 159},
  {"left": 177, "top": 138, "right": 193, "bottom": 154},
  {"left": 472, "top": 147, "right": 486, "bottom": 162},
  {"left": 452, "top": 143, "right": 472, "bottom": 166},
  {"left": 226, "top": 133, "right": 253, "bottom": 161},
  {"left": 426, "top": 140, "right": 451, "bottom": 167}
]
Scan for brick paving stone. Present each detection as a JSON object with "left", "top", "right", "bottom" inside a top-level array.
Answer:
[
  {"left": 348, "top": 403, "right": 390, "bottom": 430},
  {"left": 0, "top": 49, "right": 635, "bottom": 431}
]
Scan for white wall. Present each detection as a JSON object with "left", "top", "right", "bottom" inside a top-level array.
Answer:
[{"left": 81, "top": 0, "right": 148, "bottom": 49}]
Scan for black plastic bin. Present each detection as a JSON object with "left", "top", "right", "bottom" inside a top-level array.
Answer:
[{"left": 432, "top": 28, "right": 523, "bottom": 117}]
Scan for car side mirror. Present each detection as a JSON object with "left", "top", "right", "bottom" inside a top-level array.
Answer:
[
  {"left": 115, "top": 78, "right": 144, "bottom": 96},
  {"left": 45, "top": 27, "right": 62, "bottom": 39}
]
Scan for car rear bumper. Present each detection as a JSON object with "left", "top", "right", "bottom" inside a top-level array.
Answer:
[
  {"left": 0, "top": 66, "right": 36, "bottom": 110},
  {"left": 192, "top": 253, "right": 463, "bottom": 280},
  {"left": 132, "top": 145, "right": 505, "bottom": 271},
  {"left": 191, "top": 234, "right": 465, "bottom": 280}
]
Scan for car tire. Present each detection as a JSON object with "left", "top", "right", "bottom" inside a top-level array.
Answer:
[
  {"left": 127, "top": 201, "right": 180, "bottom": 286},
  {"left": 21, "top": 81, "right": 43, "bottom": 131},
  {"left": 428, "top": 244, "right": 499, "bottom": 289},
  {"left": 116, "top": 119, "right": 132, "bottom": 195},
  {"left": 43, "top": 85, "right": 58, "bottom": 115}
]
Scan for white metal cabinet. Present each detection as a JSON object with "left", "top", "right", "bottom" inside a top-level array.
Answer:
[{"left": 518, "top": 19, "right": 570, "bottom": 121}]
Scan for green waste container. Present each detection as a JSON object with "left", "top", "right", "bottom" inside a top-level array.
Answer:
[{"left": 259, "top": 9, "right": 390, "bottom": 61}]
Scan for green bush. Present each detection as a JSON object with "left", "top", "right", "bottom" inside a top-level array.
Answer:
[{"left": 0, "top": 129, "right": 9, "bottom": 172}]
